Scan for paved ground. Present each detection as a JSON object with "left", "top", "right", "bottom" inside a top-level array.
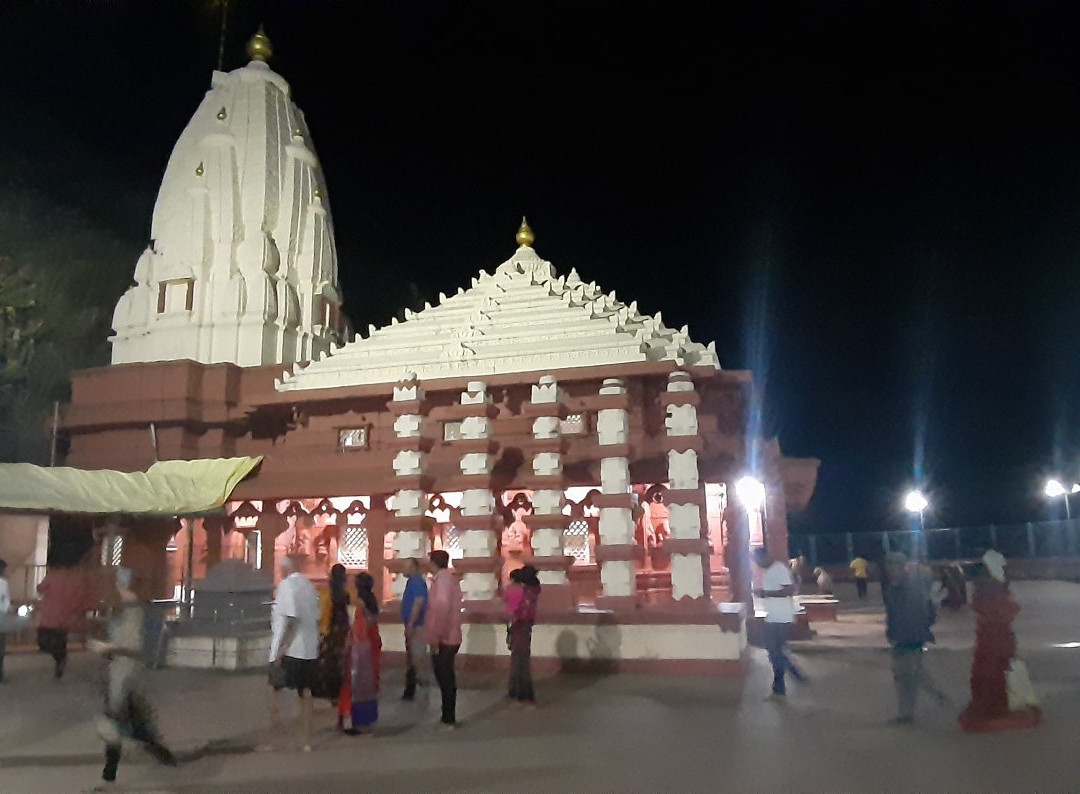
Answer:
[{"left": 2, "top": 580, "right": 1080, "bottom": 793}]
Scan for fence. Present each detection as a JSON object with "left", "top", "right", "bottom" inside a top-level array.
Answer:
[{"left": 788, "top": 518, "right": 1080, "bottom": 566}]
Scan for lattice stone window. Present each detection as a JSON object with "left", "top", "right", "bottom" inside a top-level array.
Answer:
[
  {"left": 444, "top": 526, "right": 463, "bottom": 560},
  {"left": 338, "top": 427, "right": 369, "bottom": 451},
  {"left": 564, "top": 520, "right": 592, "bottom": 565},
  {"left": 101, "top": 535, "right": 125, "bottom": 567},
  {"left": 338, "top": 524, "right": 368, "bottom": 568},
  {"left": 560, "top": 414, "right": 588, "bottom": 435},
  {"left": 443, "top": 421, "right": 463, "bottom": 442}
]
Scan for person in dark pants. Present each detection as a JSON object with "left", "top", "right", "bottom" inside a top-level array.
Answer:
[
  {"left": 400, "top": 557, "right": 428, "bottom": 701},
  {"left": 424, "top": 550, "right": 462, "bottom": 727},
  {"left": 753, "top": 548, "right": 806, "bottom": 699},
  {"left": 850, "top": 556, "right": 870, "bottom": 600},
  {"left": 505, "top": 565, "right": 541, "bottom": 705}
]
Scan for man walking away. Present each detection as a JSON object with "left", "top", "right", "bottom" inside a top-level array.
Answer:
[
  {"left": 267, "top": 556, "right": 320, "bottom": 751},
  {"left": 401, "top": 557, "right": 428, "bottom": 701},
  {"left": 883, "top": 551, "right": 946, "bottom": 724},
  {"left": 850, "top": 555, "right": 869, "bottom": 600},
  {"left": 37, "top": 565, "right": 89, "bottom": 679},
  {"left": 0, "top": 559, "right": 9, "bottom": 683},
  {"left": 753, "top": 547, "right": 806, "bottom": 699},
  {"left": 425, "top": 550, "right": 463, "bottom": 727}
]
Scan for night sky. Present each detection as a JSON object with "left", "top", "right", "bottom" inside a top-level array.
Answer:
[{"left": 2, "top": 1, "right": 1079, "bottom": 536}]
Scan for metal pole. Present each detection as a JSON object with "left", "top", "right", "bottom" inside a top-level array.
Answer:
[
  {"left": 808, "top": 534, "right": 818, "bottom": 566},
  {"left": 989, "top": 524, "right": 998, "bottom": 550},
  {"left": 953, "top": 527, "right": 962, "bottom": 559},
  {"left": 845, "top": 531, "right": 854, "bottom": 563},
  {"left": 184, "top": 518, "right": 195, "bottom": 617},
  {"left": 882, "top": 531, "right": 890, "bottom": 554},
  {"left": 49, "top": 400, "right": 60, "bottom": 467},
  {"left": 1066, "top": 496, "right": 1072, "bottom": 521},
  {"left": 1026, "top": 522, "right": 1037, "bottom": 559}
]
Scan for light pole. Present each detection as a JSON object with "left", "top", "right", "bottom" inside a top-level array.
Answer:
[
  {"left": 904, "top": 490, "right": 929, "bottom": 561},
  {"left": 1044, "top": 479, "right": 1080, "bottom": 520},
  {"left": 904, "top": 489, "right": 928, "bottom": 532}
]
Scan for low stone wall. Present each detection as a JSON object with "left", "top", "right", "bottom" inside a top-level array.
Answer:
[{"left": 381, "top": 604, "right": 748, "bottom": 676}]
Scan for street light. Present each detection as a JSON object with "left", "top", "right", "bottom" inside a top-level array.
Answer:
[
  {"left": 904, "top": 489, "right": 928, "bottom": 532},
  {"left": 1044, "top": 479, "right": 1080, "bottom": 520},
  {"left": 735, "top": 476, "right": 766, "bottom": 512}
]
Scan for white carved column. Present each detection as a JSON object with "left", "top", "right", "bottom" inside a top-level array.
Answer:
[
  {"left": 592, "top": 378, "right": 639, "bottom": 610},
  {"left": 387, "top": 373, "right": 431, "bottom": 600},
  {"left": 522, "top": 375, "right": 576, "bottom": 611},
  {"left": 450, "top": 381, "right": 502, "bottom": 608},
  {"left": 662, "top": 371, "right": 712, "bottom": 605}
]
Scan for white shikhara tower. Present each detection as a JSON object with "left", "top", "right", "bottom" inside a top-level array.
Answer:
[{"left": 111, "top": 29, "right": 346, "bottom": 367}]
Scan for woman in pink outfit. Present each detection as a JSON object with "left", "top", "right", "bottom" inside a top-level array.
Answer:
[{"left": 505, "top": 565, "right": 541, "bottom": 705}]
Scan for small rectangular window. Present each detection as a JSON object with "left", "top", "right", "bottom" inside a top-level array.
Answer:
[
  {"left": 338, "top": 427, "right": 368, "bottom": 451},
  {"left": 443, "top": 421, "right": 463, "bottom": 442}
]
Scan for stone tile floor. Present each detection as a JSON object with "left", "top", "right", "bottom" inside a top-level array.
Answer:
[{"left": 2, "top": 580, "right": 1080, "bottom": 792}]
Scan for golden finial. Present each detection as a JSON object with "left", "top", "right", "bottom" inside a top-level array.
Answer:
[
  {"left": 216, "top": 107, "right": 227, "bottom": 120},
  {"left": 246, "top": 25, "right": 273, "bottom": 62},
  {"left": 195, "top": 162, "right": 204, "bottom": 177},
  {"left": 516, "top": 216, "right": 535, "bottom": 248}
]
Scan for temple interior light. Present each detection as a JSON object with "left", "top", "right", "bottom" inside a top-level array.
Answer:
[{"left": 736, "top": 476, "right": 765, "bottom": 511}]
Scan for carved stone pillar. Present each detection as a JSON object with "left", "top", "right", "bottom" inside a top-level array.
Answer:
[
  {"left": 723, "top": 503, "right": 753, "bottom": 608},
  {"left": 256, "top": 509, "right": 289, "bottom": 581},
  {"left": 449, "top": 380, "right": 502, "bottom": 609},
  {"left": 202, "top": 514, "right": 226, "bottom": 570},
  {"left": 661, "top": 371, "right": 712, "bottom": 606},
  {"left": 386, "top": 373, "right": 432, "bottom": 600},
  {"left": 521, "top": 375, "right": 575, "bottom": 612},
  {"left": 592, "top": 378, "right": 640, "bottom": 611}
]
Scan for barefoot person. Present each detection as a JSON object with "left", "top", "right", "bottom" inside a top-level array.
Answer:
[
  {"left": 89, "top": 568, "right": 175, "bottom": 790},
  {"left": 340, "top": 573, "right": 382, "bottom": 735},
  {"left": 267, "top": 556, "right": 320, "bottom": 752},
  {"left": 425, "top": 550, "right": 463, "bottom": 728},
  {"left": 316, "top": 564, "right": 351, "bottom": 730},
  {"left": 753, "top": 547, "right": 806, "bottom": 699},
  {"left": 505, "top": 564, "right": 541, "bottom": 706}
]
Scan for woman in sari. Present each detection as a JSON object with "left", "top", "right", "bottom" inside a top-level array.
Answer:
[
  {"left": 340, "top": 572, "right": 381, "bottom": 735},
  {"left": 317, "top": 564, "right": 351, "bottom": 729}
]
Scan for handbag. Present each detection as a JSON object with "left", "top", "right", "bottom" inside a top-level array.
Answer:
[{"left": 268, "top": 662, "right": 288, "bottom": 690}]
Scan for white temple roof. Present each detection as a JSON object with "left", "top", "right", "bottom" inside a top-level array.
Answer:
[{"left": 275, "top": 222, "right": 720, "bottom": 392}]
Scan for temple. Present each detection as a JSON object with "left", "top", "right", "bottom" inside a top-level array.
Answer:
[{"left": 57, "top": 31, "right": 819, "bottom": 674}]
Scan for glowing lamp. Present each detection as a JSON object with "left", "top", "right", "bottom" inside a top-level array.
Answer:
[
  {"left": 904, "top": 490, "right": 928, "bottom": 514},
  {"left": 736, "top": 476, "right": 766, "bottom": 511}
]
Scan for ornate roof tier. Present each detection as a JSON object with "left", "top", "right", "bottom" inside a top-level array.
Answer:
[
  {"left": 275, "top": 222, "right": 720, "bottom": 393},
  {"left": 110, "top": 29, "right": 346, "bottom": 368}
]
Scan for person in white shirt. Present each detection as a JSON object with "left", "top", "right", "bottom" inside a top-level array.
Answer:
[
  {"left": 0, "top": 558, "right": 9, "bottom": 683},
  {"left": 266, "top": 556, "right": 320, "bottom": 752},
  {"left": 753, "top": 547, "right": 806, "bottom": 698}
]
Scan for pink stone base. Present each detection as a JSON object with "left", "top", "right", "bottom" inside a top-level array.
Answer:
[
  {"left": 381, "top": 649, "right": 749, "bottom": 677},
  {"left": 537, "top": 583, "right": 576, "bottom": 614},
  {"left": 959, "top": 705, "right": 1042, "bottom": 733}
]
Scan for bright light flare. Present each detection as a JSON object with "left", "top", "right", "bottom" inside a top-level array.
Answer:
[
  {"left": 1052, "top": 641, "right": 1080, "bottom": 649},
  {"left": 904, "top": 490, "right": 928, "bottom": 513},
  {"left": 1046, "top": 479, "right": 1080, "bottom": 498},
  {"left": 736, "top": 476, "right": 766, "bottom": 511}
]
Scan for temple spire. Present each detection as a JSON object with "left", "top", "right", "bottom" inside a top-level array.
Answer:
[
  {"left": 516, "top": 216, "right": 535, "bottom": 248},
  {"left": 246, "top": 25, "right": 273, "bottom": 62}
]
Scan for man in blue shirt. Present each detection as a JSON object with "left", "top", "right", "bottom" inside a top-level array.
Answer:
[{"left": 401, "top": 557, "right": 428, "bottom": 701}]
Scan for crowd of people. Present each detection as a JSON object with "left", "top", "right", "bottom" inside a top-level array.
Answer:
[
  {"left": 0, "top": 539, "right": 1037, "bottom": 787},
  {"left": 261, "top": 549, "right": 542, "bottom": 755}
]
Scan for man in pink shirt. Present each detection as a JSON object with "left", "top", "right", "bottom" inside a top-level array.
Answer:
[{"left": 425, "top": 550, "right": 463, "bottom": 727}]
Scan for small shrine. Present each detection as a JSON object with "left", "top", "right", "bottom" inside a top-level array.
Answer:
[{"left": 59, "top": 30, "right": 818, "bottom": 674}]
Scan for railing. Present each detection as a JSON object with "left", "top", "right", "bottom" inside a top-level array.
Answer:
[{"left": 788, "top": 518, "right": 1080, "bottom": 566}]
